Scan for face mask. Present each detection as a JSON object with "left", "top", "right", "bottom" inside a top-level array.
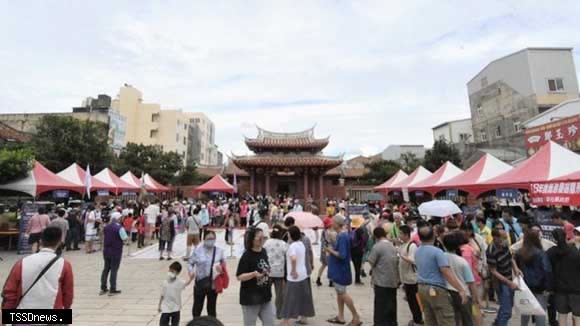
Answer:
[
  {"left": 167, "top": 272, "right": 176, "bottom": 280},
  {"left": 204, "top": 239, "right": 216, "bottom": 248}
]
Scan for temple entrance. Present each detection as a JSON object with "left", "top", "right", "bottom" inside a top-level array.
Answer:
[{"left": 276, "top": 182, "right": 296, "bottom": 197}]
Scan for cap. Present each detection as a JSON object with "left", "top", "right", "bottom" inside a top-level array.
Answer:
[
  {"left": 333, "top": 214, "right": 346, "bottom": 226},
  {"left": 110, "top": 212, "right": 122, "bottom": 221}
]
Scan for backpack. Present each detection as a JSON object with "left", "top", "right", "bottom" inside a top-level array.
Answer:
[
  {"left": 350, "top": 227, "right": 368, "bottom": 252},
  {"left": 519, "top": 250, "right": 550, "bottom": 292}
]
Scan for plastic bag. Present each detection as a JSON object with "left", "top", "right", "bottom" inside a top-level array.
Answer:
[{"left": 514, "top": 276, "right": 546, "bottom": 316}]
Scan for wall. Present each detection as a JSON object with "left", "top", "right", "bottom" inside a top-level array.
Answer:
[
  {"left": 528, "top": 49, "right": 579, "bottom": 98},
  {"left": 0, "top": 112, "right": 109, "bottom": 133},
  {"left": 468, "top": 49, "right": 533, "bottom": 96},
  {"left": 432, "top": 119, "right": 474, "bottom": 144}
]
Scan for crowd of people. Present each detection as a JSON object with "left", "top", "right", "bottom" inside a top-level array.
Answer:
[{"left": 3, "top": 195, "right": 580, "bottom": 326}]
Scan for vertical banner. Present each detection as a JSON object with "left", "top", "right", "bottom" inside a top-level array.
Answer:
[
  {"left": 17, "top": 203, "right": 40, "bottom": 254},
  {"left": 402, "top": 188, "right": 410, "bottom": 202}
]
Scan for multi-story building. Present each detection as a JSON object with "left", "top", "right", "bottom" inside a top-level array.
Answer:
[
  {"left": 0, "top": 94, "right": 126, "bottom": 154},
  {"left": 112, "top": 84, "right": 220, "bottom": 165},
  {"left": 185, "top": 112, "right": 219, "bottom": 166},
  {"left": 432, "top": 118, "right": 473, "bottom": 144},
  {"left": 468, "top": 47, "right": 579, "bottom": 150}
]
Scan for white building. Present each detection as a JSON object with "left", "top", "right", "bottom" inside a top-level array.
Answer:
[
  {"left": 185, "top": 112, "right": 219, "bottom": 166},
  {"left": 468, "top": 47, "right": 579, "bottom": 148},
  {"left": 432, "top": 118, "right": 473, "bottom": 144}
]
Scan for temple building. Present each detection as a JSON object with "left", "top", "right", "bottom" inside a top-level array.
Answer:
[{"left": 226, "top": 126, "right": 345, "bottom": 206}]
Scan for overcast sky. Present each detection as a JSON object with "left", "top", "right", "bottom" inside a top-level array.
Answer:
[{"left": 2, "top": 1, "right": 580, "bottom": 158}]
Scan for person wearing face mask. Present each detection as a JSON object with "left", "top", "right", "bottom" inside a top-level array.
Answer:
[
  {"left": 188, "top": 231, "right": 225, "bottom": 318},
  {"left": 158, "top": 262, "right": 195, "bottom": 326}
]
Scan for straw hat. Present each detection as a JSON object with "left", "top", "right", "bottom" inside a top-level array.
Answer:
[{"left": 351, "top": 216, "right": 365, "bottom": 229}]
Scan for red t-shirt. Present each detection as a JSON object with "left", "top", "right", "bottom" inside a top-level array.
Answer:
[{"left": 564, "top": 221, "right": 575, "bottom": 241}]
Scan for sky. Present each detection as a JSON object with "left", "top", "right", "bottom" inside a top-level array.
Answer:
[{"left": 2, "top": 1, "right": 580, "bottom": 158}]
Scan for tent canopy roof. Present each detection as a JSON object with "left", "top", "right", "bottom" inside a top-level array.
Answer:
[
  {"left": 391, "top": 166, "right": 432, "bottom": 189},
  {"left": 195, "top": 175, "right": 235, "bottom": 194},
  {"left": 409, "top": 161, "right": 463, "bottom": 192},
  {"left": 0, "top": 161, "right": 84, "bottom": 196},
  {"left": 373, "top": 170, "right": 408, "bottom": 192}
]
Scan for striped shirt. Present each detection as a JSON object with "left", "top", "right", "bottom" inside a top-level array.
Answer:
[{"left": 486, "top": 242, "right": 513, "bottom": 280}]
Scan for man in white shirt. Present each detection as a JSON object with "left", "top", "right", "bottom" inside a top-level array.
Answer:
[
  {"left": 398, "top": 224, "right": 423, "bottom": 326},
  {"left": 145, "top": 201, "right": 160, "bottom": 242}
]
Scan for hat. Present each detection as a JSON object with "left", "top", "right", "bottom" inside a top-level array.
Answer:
[
  {"left": 351, "top": 216, "right": 365, "bottom": 229},
  {"left": 333, "top": 214, "right": 346, "bottom": 226},
  {"left": 110, "top": 212, "right": 122, "bottom": 221},
  {"left": 323, "top": 217, "right": 333, "bottom": 229}
]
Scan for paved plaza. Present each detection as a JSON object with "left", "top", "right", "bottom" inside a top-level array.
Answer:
[{"left": 0, "top": 229, "right": 514, "bottom": 325}]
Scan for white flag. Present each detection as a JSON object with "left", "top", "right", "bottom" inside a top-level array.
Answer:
[{"left": 85, "top": 165, "right": 92, "bottom": 199}]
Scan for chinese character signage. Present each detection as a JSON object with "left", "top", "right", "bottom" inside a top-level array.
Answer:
[
  {"left": 529, "top": 181, "right": 580, "bottom": 206},
  {"left": 496, "top": 188, "right": 519, "bottom": 200},
  {"left": 525, "top": 114, "right": 580, "bottom": 156},
  {"left": 108, "top": 110, "right": 127, "bottom": 155},
  {"left": 53, "top": 190, "right": 70, "bottom": 198}
]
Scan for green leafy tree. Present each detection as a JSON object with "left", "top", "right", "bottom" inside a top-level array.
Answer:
[
  {"left": 115, "top": 143, "right": 183, "bottom": 185},
  {"left": 31, "top": 116, "right": 114, "bottom": 172},
  {"left": 0, "top": 147, "right": 34, "bottom": 183},
  {"left": 361, "top": 160, "right": 402, "bottom": 185},
  {"left": 423, "top": 140, "right": 462, "bottom": 172},
  {"left": 174, "top": 164, "right": 207, "bottom": 185},
  {"left": 400, "top": 152, "right": 422, "bottom": 173}
]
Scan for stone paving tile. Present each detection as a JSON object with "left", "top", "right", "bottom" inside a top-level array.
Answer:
[{"left": 1, "top": 238, "right": 519, "bottom": 325}]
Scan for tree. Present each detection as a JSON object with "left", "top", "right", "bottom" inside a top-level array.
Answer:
[
  {"left": 423, "top": 140, "right": 462, "bottom": 172},
  {"left": 115, "top": 143, "right": 184, "bottom": 185},
  {"left": 0, "top": 146, "right": 34, "bottom": 183},
  {"left": 31, "top": 116, "right": 114, "bottom": 172},
  {"left": 173, "top": 164, "right": 207, "bottom": 185},
  {"left": 360, "top": 160, "right": 402, "bottom": 185},
  {"left": 400, "top": 152, "right": 422, "bottom": 173}
]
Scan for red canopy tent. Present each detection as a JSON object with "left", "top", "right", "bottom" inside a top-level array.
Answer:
[
  {"left": 120, "top": 171, "right": 156, "bottom": 192},
  {"left": 194, "top": 175, "right": 235, "bottom": 194},
  {"left": 408, "top": 161, "right": 463, "bottom": 194},
  {"left": 373, "top": 170, "right": 408, "bottom": 192},
  {"left": 143, "top": 173, "right": 171, "bottom": 193},
  {"left": 93, "top": 168, "right": 139, "bottom": 195},
  {"left": 432, "top": 153, "right": 513, "bottom": 195},
  {"left": 476, "top": 141, "right": 580, "bottom": 196},
  {"left": 390, "top": 166, "right": 432, "bottom": 191},
  {"left": 0, "top": 161, "right": 84, "bottom": 196},
  {"left": 57, "top": 163, "right": 115, "bottom": 194}
]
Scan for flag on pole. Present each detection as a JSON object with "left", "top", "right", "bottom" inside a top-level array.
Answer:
[
  {"left": 233, "top": 172, "right": 238, "bottom": 194},
  {"left": 85, "top": 164, "right": 92, "bottom": 199}
]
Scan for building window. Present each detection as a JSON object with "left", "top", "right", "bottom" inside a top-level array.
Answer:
[
  {"left": 495, "top": 126, "right": 502, "bottom": 138},
  {"left": 548, "top": 78, "right": 564, "bottom": 92},
  {"left": 480, "top": 129, "right": 487, "bottom": 142},
  {"left": 150, "top": 129, "right": 158, "bottom": 138},
  {"left": 183, "top": 137, "right": 186, "bottom": 145},
  {"left": 477, "top": 104, "right": 483, "bottom": 118},
  {"left": 481, "top": 77, "right": 488, "bottom": 88},
  {"left": 176, "top": 133, "right": 179, "bottom": 142},
  {"left": 514, "top": 121, "right": 521, "bottom": 133},
  {"left": 151, "top": 113, "right": 160, "bottom": 122},
  {"left": 459, "top": 133, "right": 470, "bottom": 141}
]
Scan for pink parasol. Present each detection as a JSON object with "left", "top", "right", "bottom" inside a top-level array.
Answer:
[{"left": 284, "top": 211, "right": 323, "bottom": 229}]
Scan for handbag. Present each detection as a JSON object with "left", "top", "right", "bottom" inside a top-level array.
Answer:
[
  {"left": 514, "top": 276, "right": 546, "bottom": 316},
  {"left": 195, "top": 248, "right": 216, "bottom": 293}
]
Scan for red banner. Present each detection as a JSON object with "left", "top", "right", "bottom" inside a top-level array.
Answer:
[
  {"left": 529, "top": 181, "right": 580, "bottom": 206},
  {"left": 524, "top": 114, "right": 580, "bottom": 155}
]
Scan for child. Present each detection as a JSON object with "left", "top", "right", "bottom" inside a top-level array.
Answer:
[
  {"left": 137, "top": 213, "right": 146, "bottom": 248},
  {"left": 158, "top": 262, "right": 194, "bottom": 326}
]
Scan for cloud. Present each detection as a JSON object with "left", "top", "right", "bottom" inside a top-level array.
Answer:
[{"left": 1, "top": 1, "right": 580, "bottom": 158}]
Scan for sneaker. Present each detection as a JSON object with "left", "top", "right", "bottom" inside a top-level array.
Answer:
[
  {"left": 108, "top": 290, "right": 122, "bottom": 296},
  {"left": 329, "top": 281, "right": 334, "bottom": 287},
  {"left": 159, "top": 257, "right": 164, "bottom": 260},
  {"left": 316, "top": 278, "right": 322, "bottom": 287},
  {"left": 361, "top": 270, "right": 367, "bottom": 277},
  {"left": 99, "top": 289, "right": 108, "bottom": 295}
]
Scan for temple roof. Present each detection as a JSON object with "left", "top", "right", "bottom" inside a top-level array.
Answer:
[
  {"left": 231, "top": 153, "right": 343, "bottom": 169},
  {"left": 244, "top": 125, "right": 329, "bottom": 151}
]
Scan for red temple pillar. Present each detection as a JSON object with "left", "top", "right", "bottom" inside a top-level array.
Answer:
[
  {"left": 303, "top": 169, "right": 308, "bottom": 200},
  {"left": 250, "top": 170, "right": 255, "bottom": 195},
  {"left": 319, "top": 174, "right": 324, "bottom": 209},
  {"left": 265, "top": 173, "right": 271, "bottom": 196}
]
